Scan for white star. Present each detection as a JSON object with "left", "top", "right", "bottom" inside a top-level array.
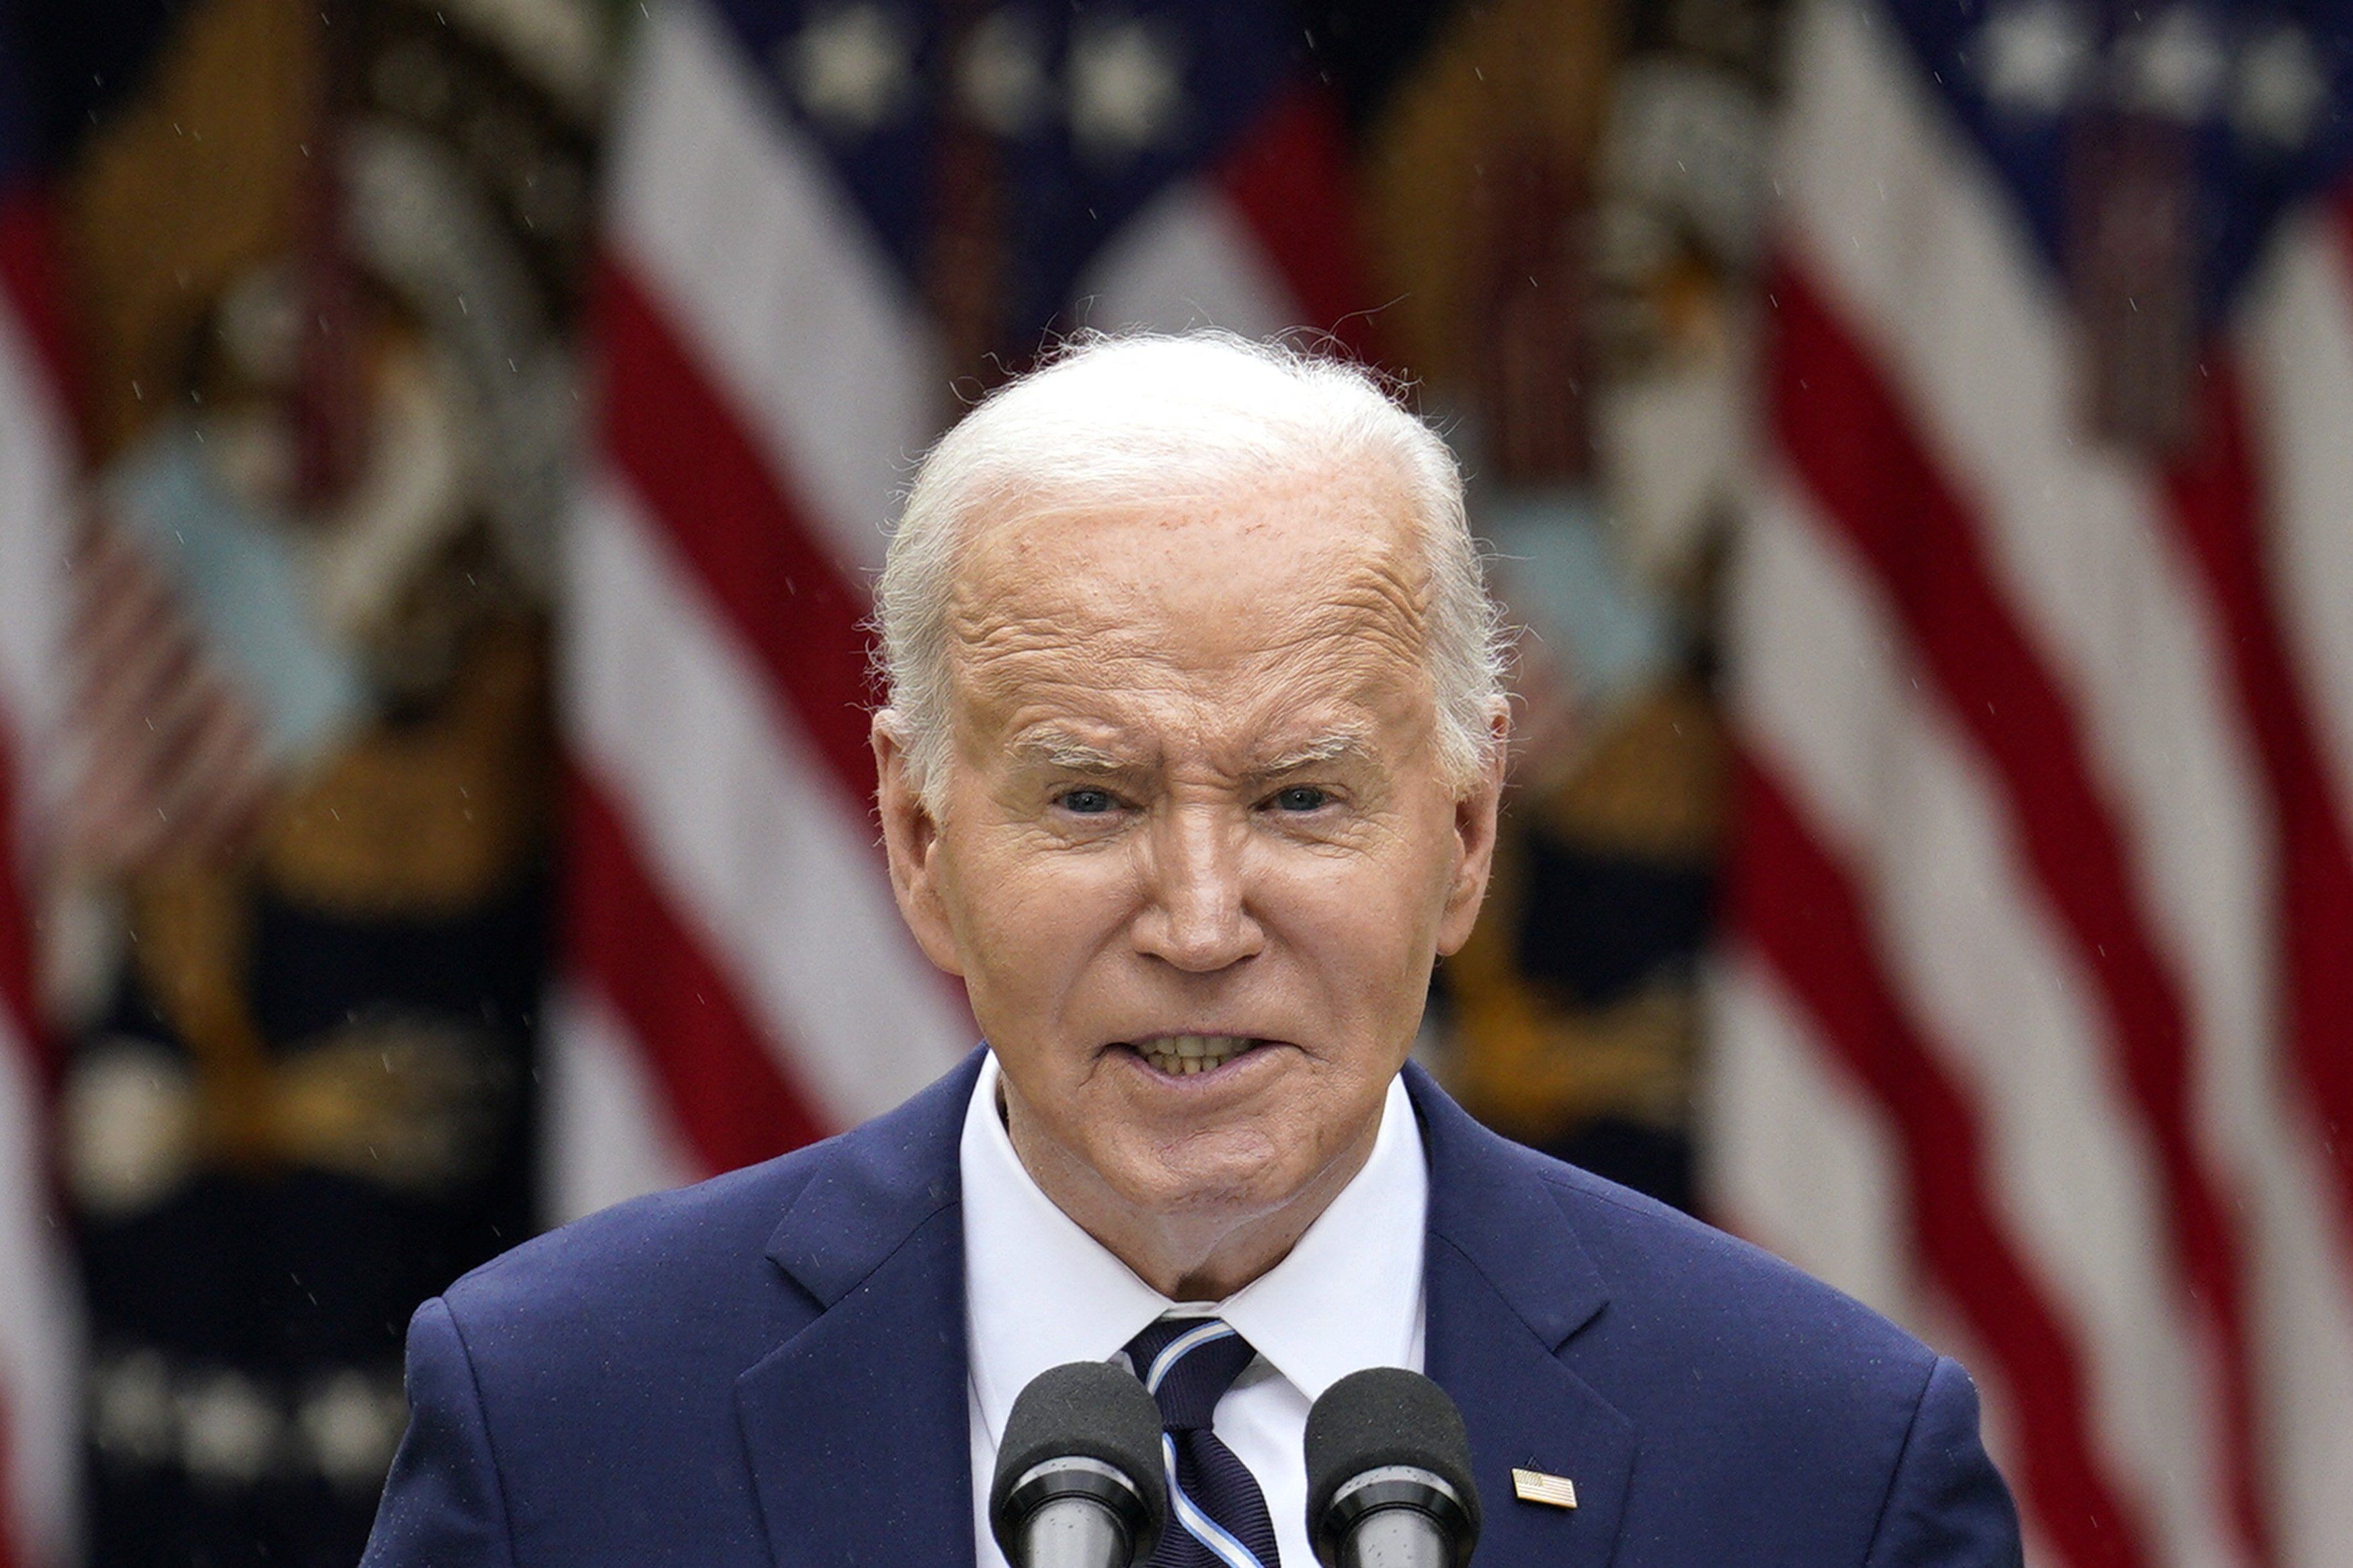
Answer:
[
  {"left": 2115, "top": 6, "right": 2228, "bottom": 122},
  {"left": 63, "top": 1042, "right": 196, "bottom": 1218},
  {"left": 180, "top": 1370, "right": 284, "bottom": 1485},
  {"left": 90, "top": 1350, "right": 176, "bottom": 1465},
  {"left": 785, "top": 5, "right": 914, "bottom": 136},
  {"left": 300, "top": 1370, "right": 408, "bottom": 1488},
  {"left": 1068, "top": 19, "right": 1183, "bottom": 159},
  {"left": 2234, "top": 26, "right": 2326, "bottom": 149},
  {"left": 1977, "top": 0, "right": 2092, "bottom": 116},
  {"left": 959, "top": 9, "right": 1049, "bottom": 136}
]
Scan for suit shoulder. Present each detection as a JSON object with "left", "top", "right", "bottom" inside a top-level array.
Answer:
[
  {"left": 434, "top": 1144, "right": 830, "bottom": 1363},
  {"left": 375, "top": 1118, "right": 928, "bottom": 1562},
  {"left": 1531, "top": 1149, "right": 1940, "bottom": 1387},
  {"left": 442, "top": 1050, "right": 981, "bottom": 1335},
  {"left": 430, "top": 1053, "right": 980, "bottom": 1382},
  {"left": 461, "top": 1149, "right": 813, "bottom": 1301}
]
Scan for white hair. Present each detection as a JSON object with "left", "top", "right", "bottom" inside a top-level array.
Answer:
[{"left": 874, "top": 332, "right": 1506, "bottom": 804}]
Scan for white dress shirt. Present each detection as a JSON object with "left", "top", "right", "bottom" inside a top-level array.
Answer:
[{"left": 962, "top": 1051, "right": 1428, "bottom": 1568}]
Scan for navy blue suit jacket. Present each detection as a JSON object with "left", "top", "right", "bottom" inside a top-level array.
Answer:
[{"left": 363, "top": 1053, "right": 2022, "bottom": 1565}]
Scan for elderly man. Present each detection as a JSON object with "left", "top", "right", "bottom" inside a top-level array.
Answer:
[{"left": 364, "top": 335, "right": 2022, "bottom": 1567}]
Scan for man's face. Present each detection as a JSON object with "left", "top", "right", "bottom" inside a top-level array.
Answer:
[{"left": 876, "top": 460, "right": 1502, "bottom": 1277}]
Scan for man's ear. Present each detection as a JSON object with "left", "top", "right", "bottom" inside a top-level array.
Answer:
[
  {"left": 873, "top": 712, "right": 966, "bottom": 978},
  {"left": 1434, "top": 699, "right": 1510, "bottom": 957}
]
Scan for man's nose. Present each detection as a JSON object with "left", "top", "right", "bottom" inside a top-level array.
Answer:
[{"left": 1132, "top": 805, "right": 1263, "bottom": 971}]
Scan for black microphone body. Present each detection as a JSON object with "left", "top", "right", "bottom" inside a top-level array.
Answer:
[
  {"left": 1337, "top": 1513, "right": 1443, "bottom": 1568},
  {"left": 1305, "top": 1369, "right": 1482, "bottom": 1568},
  {"left": 1335, "top": 1510, "right": 1446, "bottom": 1568},
  {"left": 1001, "top": 1457, "right": 1148, "bottom": 1568},
  {"left": 990, "top": 1361, "right": 1169, "bottom": 1568},
  {"left": 1316, "top": 1464, "right": 1465, "bottom": 1568}
]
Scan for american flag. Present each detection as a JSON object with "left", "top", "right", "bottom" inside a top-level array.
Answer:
[
  {"left": 0, "top": 45, "right": 82, "bottom": 1568},
  {"left": 549, "top": 0, "right": 1361, "bottom": 1219},
  {"left": 1712, "top": 2, "right": 2353, "bottom": 1565}
]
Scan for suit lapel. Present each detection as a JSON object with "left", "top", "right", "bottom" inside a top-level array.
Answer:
[
  {"left": 735, "top": 1053, "right": 984, "bottom": 1568},
  {"left": 1409, "top": 1067, "right": 1637, "bottom": 1567}
]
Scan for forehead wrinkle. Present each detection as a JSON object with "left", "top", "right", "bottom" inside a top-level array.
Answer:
[
  {"left": 946, "top": 471, "right": 1430, "bottom": 642},
  {"left": 952, "top": 639, "right": 1180, "bottom": 747},
  {"left": 942, "top": 483, "right": 1443, "bottom": 764},
  {"left": 1318, "top": 552, "right": 1431, "bottom": 659},
  {"left": 949, "top": 589, "right": 1417, "bottom": 705},
  {"left": 953, "top": 600, "right": 1437, "bottom": 778},
  {"left": 947, "top": 598, "right": 1110, "bottom": 665}
]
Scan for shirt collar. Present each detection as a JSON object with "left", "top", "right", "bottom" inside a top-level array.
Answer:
[{"left": 960, "top": 1050, "right": 1427, "bottom": 1445}]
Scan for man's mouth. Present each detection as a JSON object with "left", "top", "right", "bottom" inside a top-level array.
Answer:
[{"left": 1125, "top": 1035, "right": 1265, "bottom": 1077}]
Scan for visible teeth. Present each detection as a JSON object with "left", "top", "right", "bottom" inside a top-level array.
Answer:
[{"left": 1138, "top": 1035, "right": 1252, "bottom": 1075}]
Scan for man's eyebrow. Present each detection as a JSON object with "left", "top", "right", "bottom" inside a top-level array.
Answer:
[
  {"left": 1251, "top": 731, "right": 1377, "bottom": 776},
  {"left": 1004, "top": 729, "right": 1374, "bottom": 777},
  {"left": 1005, "top": 729, "right": 1138, "bottom": 773}
]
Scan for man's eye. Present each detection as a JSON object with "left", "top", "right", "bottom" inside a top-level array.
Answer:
[
  {"left": 1271, "top": 786, "right": 1329, "bottom": 813},
  {"left": 1058, "top": 788, "right": 1117, "bottom": 815}
]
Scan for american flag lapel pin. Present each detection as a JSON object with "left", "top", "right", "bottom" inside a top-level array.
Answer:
[{"left": 1511, "top": 1468, "right": 1578, "bottom": 1510}]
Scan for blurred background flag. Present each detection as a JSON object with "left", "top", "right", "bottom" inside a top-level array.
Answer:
[
  {"left": 1712, "top": 1, "right": 2353, "bottom": 1565},
  {"left": 0, "top": 26, "right": 81, "bottom": 1568},
  {"left": 551, "top": 0, "right": 1369, "bottom": 1216},
  {"left": 22, "top": 0, "right": 585, "bottom": 1557}
]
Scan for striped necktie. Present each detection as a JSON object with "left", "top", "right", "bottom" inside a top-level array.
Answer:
[{"left": 1123, "top": 1317, "right": 1281, "bottom": 1568}]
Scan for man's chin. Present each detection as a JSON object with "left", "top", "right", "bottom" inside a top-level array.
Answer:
[{"left": 1109, "top": 1161, "right": 1299, "bottom": 1241}]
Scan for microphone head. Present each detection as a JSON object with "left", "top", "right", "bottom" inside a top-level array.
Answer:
[
  {"left": 990, "top": 1360, "right": 1168, "bottom": 1567},
  {"left": 1304, "top": 1367, "right": 1481, "bottom": 1568}
]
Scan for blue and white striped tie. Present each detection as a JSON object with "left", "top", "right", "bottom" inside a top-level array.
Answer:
[{"left": 1123, "top": 1317, "right": 1281, "bottom": 1568}]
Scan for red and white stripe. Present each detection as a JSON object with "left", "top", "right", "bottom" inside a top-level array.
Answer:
[
  {"left": 553, "top": 0, "right": 1359, "bottom": 1218},
  {"left": 58, "top": 515, "right": 272, "bottom": 877},
  {"left": 1710, "top": 4, "right": 2353, "bottom": 1565},
  {"left": 0, "top": 183, "right": 83, "bottom": 1568}
]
